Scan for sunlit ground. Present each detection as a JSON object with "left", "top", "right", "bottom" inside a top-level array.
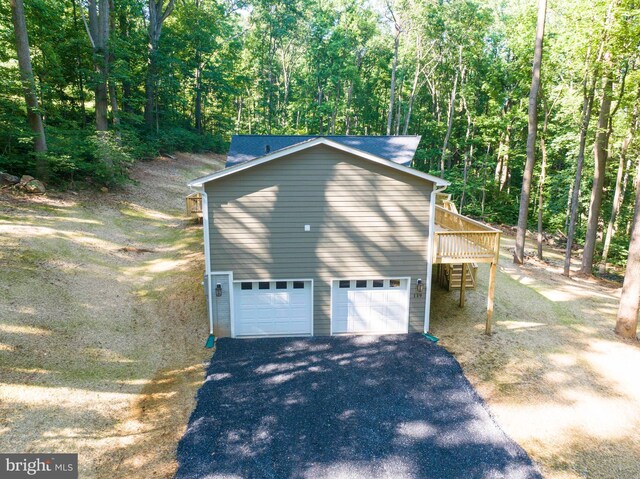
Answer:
[
  {"left": 1, "top": 154, "right": 638, "bottom": 478},
  {"left": 0, "top": 153, "right": 223, "bottom": 479},
  {"left": 431, "top": 235, "right": 640, "bottom": 479}
]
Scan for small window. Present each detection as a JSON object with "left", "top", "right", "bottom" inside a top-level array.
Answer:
[
  {"left": 293, "top": 281, "right": 305, "bottom": 289},
  {"left": 373, "top": 280, "right": 384, "bottom": 288},
  {"left": 259, "top": 282, "right": 270, "bottom": 290},
  {"left": 241, "top": 282, "right": 252, "bottom": 290},
  {"left": 390, "top": 279, "right": 401, "bottom": 288},
  {"left": 356, "top": 280, "right": 367, "bottom": 288},
  {"left": 276, "top": 281, "right": 287, "bottom": 289},
  {"left": 339, "top": 280, "right": 350, "bottom": 288}
]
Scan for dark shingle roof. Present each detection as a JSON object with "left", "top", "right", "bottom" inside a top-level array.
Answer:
[{"left": 226, "top": 135, "right": 421, "bottom": 167}]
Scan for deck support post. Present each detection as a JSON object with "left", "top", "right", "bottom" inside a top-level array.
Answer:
[
  {"left": 485, "top": 262, "right": 497, "bottom": 334},
  {"left": 459, "top": 264, "right": 466, "bottom": 307}
]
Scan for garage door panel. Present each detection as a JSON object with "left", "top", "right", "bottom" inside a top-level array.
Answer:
[
  {"left": 234, "top": 280, "right": 312, "bottom": 337},
  {"left": 332, "top": 279, "right": 409, "bottom": 334}
]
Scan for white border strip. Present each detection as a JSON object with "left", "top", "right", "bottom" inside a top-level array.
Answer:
[
  {"left": 424, "top": 184, "right": 448, "bottom": 334},
  {"left": 200, "top": 190, "right": 215, "bottom": 336}
]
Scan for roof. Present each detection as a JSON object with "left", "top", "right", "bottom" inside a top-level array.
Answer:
[
  {"left": 188, "top": 137, "right": 448, "bottom": 188},
  {"left": 226, "top": 135, "right": 421, "bottom": 167}
]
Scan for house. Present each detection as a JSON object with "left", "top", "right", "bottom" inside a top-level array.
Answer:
[{"left": 188, "top": 135, "right": 500, "bottom": 339}]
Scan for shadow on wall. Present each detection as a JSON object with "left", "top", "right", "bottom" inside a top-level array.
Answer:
[
  {"left": 175, "top": 335, "right": 542, "bottom": 479},
  {"left": 210, "top": 145, "right": 431, "bottom": 333}
]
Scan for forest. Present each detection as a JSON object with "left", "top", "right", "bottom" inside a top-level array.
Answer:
[{"left": 2, "top": 0, "right": 639, "bottom": 284}]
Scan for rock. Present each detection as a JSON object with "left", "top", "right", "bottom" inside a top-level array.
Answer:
[
  {"left": 100, "top": 186, "right": 109, "bottom": 193},
  {"left": 23, "top": 179, "right": 46, "bottom": 194},
  {"left": 19, "top": 175, "right": 34, "bottom": 186},
  {"left": 0, "top": 172, "right": 20, "bottom": 186}
]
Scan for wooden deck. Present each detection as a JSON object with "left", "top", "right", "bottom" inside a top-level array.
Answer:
[
  {"left": 434, "top": 206, "right": 501, "bottom": 264},
  {"left": 433, "top": 199, "right": 501, "bottom": 334}
]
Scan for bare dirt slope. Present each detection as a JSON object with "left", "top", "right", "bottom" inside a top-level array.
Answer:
[
  {"left": 0, "top": 153, "right": 223, "bottom": 478},
  {"left": 431, "top": 234, "right": 640, "bottom": 479}
]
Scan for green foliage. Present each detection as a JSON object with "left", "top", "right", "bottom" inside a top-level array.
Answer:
[
  {"left": 1, "top": 0, "right": 639, "bottom": 266},
  {"left": 149, "top": 128, "right": 227, "bottom": 156}
]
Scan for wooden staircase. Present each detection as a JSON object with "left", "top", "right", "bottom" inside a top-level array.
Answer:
[
  {"left": 433, "top": 192, "right": 501, "bottom": 332},
  {"left": 441, "top": 263, "right": 477, "bottom": 291}
]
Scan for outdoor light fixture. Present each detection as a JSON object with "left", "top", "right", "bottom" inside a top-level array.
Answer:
[
  {"left": 416, "top": 279, "right": 424, "bottom": 293},
  {"left": 215, "top": 283, "right": 222, "bottom": 297}
]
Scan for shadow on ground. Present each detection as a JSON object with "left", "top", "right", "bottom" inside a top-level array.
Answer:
[{"left": 175, "top": 334, "right": 541, "bottom": 479}]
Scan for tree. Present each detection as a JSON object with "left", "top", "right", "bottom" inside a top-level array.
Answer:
[
  {"left": 385, "top": 2, "right": 402, "bottom": 136},
  {"left": 564, "top": 0, "right": 615, "bottom": 276},
  {"left": 563, "top": 50, "right": 601, "bottom": 275},
  {"left": 144, "top": 0, "right": 176, "bottom": 127},
  {"left": 615, "top": 166, "right": 640, "bottom": 339},
  {"left": 580, "top": 64, "right": 614, "bottom": 275},
  {"left": 537, "top": 91, "right": 555, "bottom": 259},
  {"left": 86, "top": 0, "right": 110, "bottom": 133},
  {"left": 10, "top": 0, "right": 47, "bottom": 156},
  {"left": 600, "top": 81, "right": 637, "bottom": 274},
  {"left": 514, "top": 0, "right": 546, "bottom": 264}
]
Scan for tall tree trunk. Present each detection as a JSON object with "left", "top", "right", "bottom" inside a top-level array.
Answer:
[
  {"left": 72, "top": 0, "right": 87, "bottom": 126},
  {"left": 107, "top": 0, "right": 119, "bottom": 136},
  {"left": 440, "top": 65, "right": 459, "bottom": 177},
  {"left": 118, "top": 10, "right": 132, "bottom": 113},
  {"left": 537, "top": 109, "right": 548, "bottom": 259},
  {"left": 86, "top": 0, "right": 110, "bottom": 133},
  {"left": 394, "top": 80, "right": 402, "bottom": 135},
  {"left": 494, "top": 133, "right": 505, "bottom": 183},
  {"left": 514, "top": 0, "right": 546, "bottom": 264},
  {"left": 580, "top": 70, "right": 614, "bottom": 275},
  {"left": 460, "top": 130, "right": 474, "bottom": 215},
  {"left": 10, "top": 0, "right": 48, "bottom": 158},
  {"left": 194, "top": 53, "right": 203, "bottom": 133},
  {"left": 108, "top": 81, "right": 120, "bottom": 130},
  {"left": 499, "top": 126, "right": 512, "bottom": 191},
  {"left": 564, "top": 3, "right": 614, "bottom": 275},
  {"left": 601, "top": 84, "right": 638, "bottom": 273},
  {"left": 386, "top": 28, "right": 400, "bottom": 136},
  {"left": 615, "top": 164, "right": 640, "bottom": 339},
  {"left": 564, "top": 66, "right": 599, "bottom": 275},
  {"left": 144, "top": 0, "right": 176, "bottom": 126},
  {"left": 403, "top": 60, "right": 421, "bottom": 135},
  {"left": 345, "top": 50, "right": 363, "bottom": 135},
  {"left": 481, "top": 144, "right": 490, "bottom": 216},
  {"left": 345, "top": 80, "right": 354, "bottom": 135}
]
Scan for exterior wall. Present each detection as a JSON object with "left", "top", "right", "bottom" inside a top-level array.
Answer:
[
  {"left": 206, "top": 143, "right": 432, "bottom": 336},
  {"left": 205, "top": 273, "right": 232, "bottom": 337}
]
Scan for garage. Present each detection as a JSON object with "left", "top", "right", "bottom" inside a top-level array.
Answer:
[
  {"left": 233, "top": 280, "right": 313, "bottom": 337},
  {"left": 331, "top": 278, "right": 410, "bottom": 334}
]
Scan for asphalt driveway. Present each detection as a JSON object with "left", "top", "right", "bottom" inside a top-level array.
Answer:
[{"left": 175, "top": 334, "right": 541, "bottom": 479}]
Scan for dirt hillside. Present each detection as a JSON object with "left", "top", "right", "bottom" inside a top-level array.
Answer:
[{"left": 0, "top": 153, "right": 223, "bottom": 478}]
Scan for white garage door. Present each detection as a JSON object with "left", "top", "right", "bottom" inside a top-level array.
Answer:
[
  {"left": 331, "top": 278, "right": 410, "bottom": 334},
  {"left": 233, "top": 280, "right": 313, "bottom": 337}
]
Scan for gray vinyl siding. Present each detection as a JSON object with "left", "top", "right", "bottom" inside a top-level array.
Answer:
[{"left": 206, "top": 144, "right": 432, "bottom": 336}]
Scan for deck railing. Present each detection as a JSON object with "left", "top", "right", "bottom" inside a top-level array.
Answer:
[
  {"left": 434, "top": 206, "right": 501, "bottom": 264},
  {"left": 186, "top": 192, "right": 203, "bottom": 218}
]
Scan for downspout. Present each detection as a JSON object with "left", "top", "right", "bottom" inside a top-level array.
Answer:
[
  {"left": 424, "top": 183, "right": 448, "bottom": 334},
  {"left": 191, "top": 185, "right": 215, "bottom": 343}
]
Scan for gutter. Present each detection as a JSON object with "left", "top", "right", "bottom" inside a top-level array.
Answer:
[
  {"left": 190, "top": 185, "right": 215, "bottom": 343},
  {"left": 424, "top": 183, "right": 448, "bottom": 334}
]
